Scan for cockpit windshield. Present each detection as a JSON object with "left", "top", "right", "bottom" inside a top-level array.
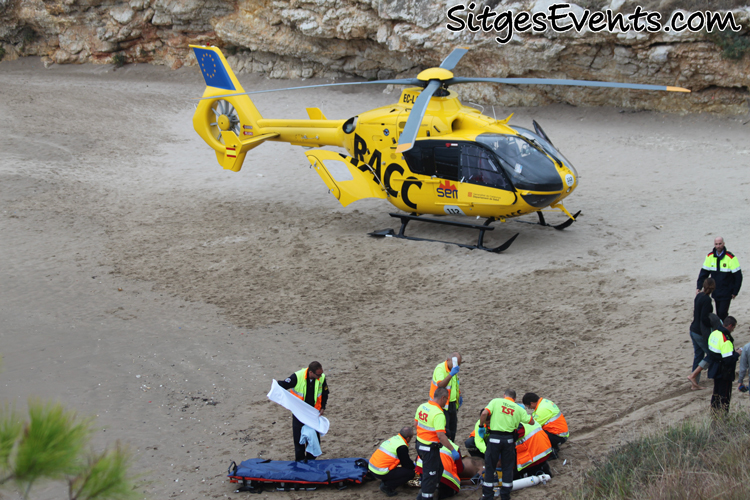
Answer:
[
  {"left": 476, "top": 134, "right": 563, "bottom": 192},
  {"left": 512, "top": 127, "right": 577, "bottom": 178}
]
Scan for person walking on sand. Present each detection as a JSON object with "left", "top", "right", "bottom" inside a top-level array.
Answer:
[
  {"left": 430, "top": 352, "right": 462, "bottom": 441},
  {"left": 688, "top": 278, "right": 715, "bottom": 389},
  {"left": 277, "top": 361, "right": 328, "bottom": 461},
  {"left": 697, "top": 236, "right": 742, "bottom": 321}
]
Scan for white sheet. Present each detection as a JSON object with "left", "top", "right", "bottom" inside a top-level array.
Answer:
[{"left": 267, "top": 379, "right": 330, "bottom": 435}]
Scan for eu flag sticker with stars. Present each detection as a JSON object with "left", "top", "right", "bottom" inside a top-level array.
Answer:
[{"left": 193, "top": 47, "right": 236, "bottom": 91}]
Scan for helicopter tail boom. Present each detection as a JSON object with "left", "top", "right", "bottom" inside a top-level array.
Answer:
[{"left": 191, "top": 45, "right": 271, "bottom": 172}]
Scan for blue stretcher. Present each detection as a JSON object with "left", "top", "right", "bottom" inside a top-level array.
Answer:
[{"left": 228, "top": 458, "right": 371, "bottom": 492}]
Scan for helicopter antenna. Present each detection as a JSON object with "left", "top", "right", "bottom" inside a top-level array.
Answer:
[{"left": 469, "top": 102, "right": 484, "bottom": 115}]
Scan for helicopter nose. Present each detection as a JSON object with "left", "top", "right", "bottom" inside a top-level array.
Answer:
[{"left": 521, "top": 193, "right": 559, "bottom": 208}]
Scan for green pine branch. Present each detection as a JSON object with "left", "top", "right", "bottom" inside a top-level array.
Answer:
[{"left": 0, "top": 401, "right": 140, "bottom": 500}]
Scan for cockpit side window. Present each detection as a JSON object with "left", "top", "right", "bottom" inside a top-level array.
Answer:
[
  {"left": 460, "top": 144, "right": 511, "bottom": 190},
  {"left": 434, "top": 146, "right": 460, "bottom": 181}
]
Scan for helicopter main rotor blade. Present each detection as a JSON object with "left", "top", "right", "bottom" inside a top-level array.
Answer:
[
  {"left": 196, "top": 78, "right": 423, "bottom": 100},
  {"left": 446, "top": 77, "right": 690, "bottom": 92},
  {"left": 396, "top": 79, "right": 441, "bottom": 154},
  {"left": 439, "top": 47, "right": 469, "bottom": 71}
]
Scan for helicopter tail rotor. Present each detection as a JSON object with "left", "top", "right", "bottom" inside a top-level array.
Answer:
[{"left": 191, "top": 45, "right": 276, "bottom": 172}]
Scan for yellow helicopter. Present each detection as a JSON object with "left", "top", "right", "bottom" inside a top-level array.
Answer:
[{"left": 190, "top": 45, "right": 689, "bottom": 252}]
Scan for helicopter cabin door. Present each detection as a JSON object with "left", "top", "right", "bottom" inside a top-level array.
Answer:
[
  {"left": 305, "top": 150, "right": 387, "bottom": 207},
  {"left": 404, "top": 141, "right": 515, "bottom": 216}
]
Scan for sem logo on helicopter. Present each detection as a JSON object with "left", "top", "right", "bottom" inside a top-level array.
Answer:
[{"left": 437, "top": 180, "right": 458, "bottom": 198}]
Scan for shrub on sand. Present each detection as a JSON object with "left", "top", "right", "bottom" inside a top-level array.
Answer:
[{"left": 569, "top": 411, "right": 750, "bottom": 500}]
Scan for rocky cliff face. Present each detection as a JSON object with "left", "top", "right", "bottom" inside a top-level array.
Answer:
[{"left": 1, "top": 0, "right": 749, "bottom": 113}]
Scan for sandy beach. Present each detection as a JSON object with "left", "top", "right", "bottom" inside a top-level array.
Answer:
[{"left": 1, "top": 56, "right": 750, "bottom": 499}]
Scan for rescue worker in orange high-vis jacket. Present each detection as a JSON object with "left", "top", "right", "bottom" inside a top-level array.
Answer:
[
  {"left": 415, "top": 438, "right": 463, "bottom": 498},
  {"left": 522, "top": 393, "right": 569, "bottom": 459},
  {"left": 479, "top": 389, "right": 533, "bottom": 500},
  {"left": 368, "top": 427, "right": 415, "bottom": 497},
  {"left": 277, "top": 361, "right": 329, "bottom": 461},
  {"left": 414, "top": 387, "right": 458, "bottom": 500},
  {"left": 513, "top": 421, "right": 552, "bottom": 479},
  {"left": 430, "top": 352, "right": 462, "bottom": 441}
]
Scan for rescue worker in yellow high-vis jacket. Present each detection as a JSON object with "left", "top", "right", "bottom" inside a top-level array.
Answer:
[
  {"left": 465, "top": 410, "right": 489, "bottom": 458},
  {"left": 430, "top": 352, "right": 462, "bottom": 441},
  {"left": 368, "top": 427, "right": 415, "bottom": 497},
  {"left": 277, "top": 361, "right": 329, "bottom": 461},
  {"left": 522, "top": 393, "right": 569, "bottom": 458},
  {"left": 479, "top": 389, "right": 534, "bottom": 500},
  {"left": 416, "top": 438, "right": 463, "bottom": 498},
  {"left": 414, "top": 387, "right": 458, "bottom": 500}
]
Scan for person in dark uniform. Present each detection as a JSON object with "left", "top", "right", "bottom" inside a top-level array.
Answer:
[
  {"left": 479, "top": 389, "right": 534, "bottom": 500},
  {"left": 707, "top": 316, "right": 739, "bottom": 414},
  {"left": 277, "top": 361, "right": 328, "bottom": 461},
  {"left": 697, "top": 237, "right": 742, "bottom": 320}
]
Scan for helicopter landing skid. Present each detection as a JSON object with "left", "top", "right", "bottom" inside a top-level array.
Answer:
[
  {"left": 369, "top": 213, "right": 519, "bottom": 253},
  {"left": 515, "top": 210, "right": 582, "bottom": 230}
]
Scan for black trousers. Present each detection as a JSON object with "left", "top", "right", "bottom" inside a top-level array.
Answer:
[
  {"left": 444, "top": 402, "right": 458, "bottom": 442},
  {"left": 482, "top": 433, "right": 515, "bottom": 500},
  {"left": 711, "top": 378, "right": 732, "bottom": 414},
  {"left": 416, "top": 442, "right": 442, "bottom": 500},
  {"left": 374, "top": 467, "right": 414, "bottom": 491},
  {"left": 437, "top": 482, "right": 458, "bottom": 498},
  {"left": 292, "top": 415, "right": 318, "bottom": 461},
  {"left": 514, "top": 459, "right": 550, "bottom": 481},
  {"left": 545, "top": 430, "right": 567, "bottom": 449},
  {"left": 715, "top": 299, "right": 731, "bottom": 321},
  {"left": 465, "top": 436, "right": 484, "bottom": 458}
]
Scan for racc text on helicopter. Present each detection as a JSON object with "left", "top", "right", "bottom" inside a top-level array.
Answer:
[{"left": 189, "top": 46, "right": 689, "bottom": 252}]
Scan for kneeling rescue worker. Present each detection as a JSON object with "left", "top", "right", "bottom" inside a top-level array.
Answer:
[
  {"left": 465, "top": 410, "right": 488, "bottom": 458},
  {"left": 478, "top": 389, "right": 533, "bottom": 500},
  {"left": 522, "top": 393, "right": 568, "bottom": 458},
  {"left": 414, "top": 387, "right": 459, "bottom": 500},
  {"left": 415, "top": 438, "right": 463, "bottom": 498},
  {"left": 514, "top": 421, "right": 552, "bottom": 479},
  {"left": 368, "top": 426, "right": 416, "bottom": 497}
]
